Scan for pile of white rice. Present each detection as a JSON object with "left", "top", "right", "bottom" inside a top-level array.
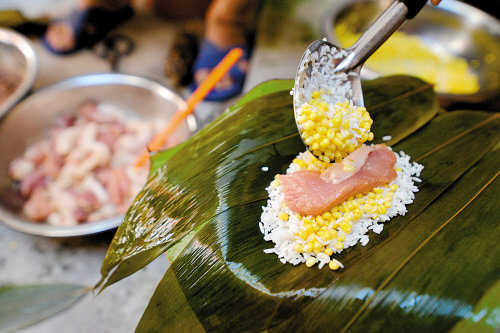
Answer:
[
  {"left": 292, "top": 42, "right": 352, "bottom": 109},
  {"left": 259, "top": 149, "right": 423, "bottom": 269}
]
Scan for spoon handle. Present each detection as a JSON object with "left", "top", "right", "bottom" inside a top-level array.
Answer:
[{"left": 335, "top": 0, "right": 427, "bottom": 73}]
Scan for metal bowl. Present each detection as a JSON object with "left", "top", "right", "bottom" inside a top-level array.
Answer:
[
  {"left": 0, "top": 73, "right": 194, "bottom": 237},
  {"left": 0, "top": 28, "right": 37, "bottom": 118},
  {"left": 323, "top": 0, "right": 500, "bottom": 103}
]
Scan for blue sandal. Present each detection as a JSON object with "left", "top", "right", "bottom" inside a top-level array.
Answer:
[
  {"left": 43, "top": 5, "right": 133, "bottom": 55},
  {"left": 191, "top": 39, "right": 249, "bottom": 101}
]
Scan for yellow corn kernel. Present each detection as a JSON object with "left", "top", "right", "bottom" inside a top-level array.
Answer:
[
  {"left": 368, "top": 132, "right": 374, "bottom": 141},
  {"left": 390, "top": 184, "right": 399, "bottom": 191},
  {"left": 329, "top": 260, "right": 340, "bottom": 270},
  {"left": 326, "top": 230, "right": 337, "bottom": 240},
  {"left": 395, "top": 167, "right": 402, "bottom": 172},
  {"left": 303, "top": 120, "right": 315, "bottom": 131},
  {"left": 359, "top": 121, "right": 368, "bottom": 130},
  {"left": 294, "top": 244, "right": 304, "bottom": 253},
  {"left": 337, "top": 233, "right": 346, "bottom": 241},
  {"left": 279, "top": 212, "right": 289, "bottom": 221},
  {"left": 378, "top": 206, "right": 387, "bottom": 214},
  {"left": 312, "top": 91, "right": 321, "bottom": 99},
  {"left": 305, "top": 257, "right": 317, "bottom": 267},
  {"left": 334, "top": 241, "right": 344, "bottom": 250},
  {"left": 321, "top": 212, "right": 331, "bottom": 221},
  {"left": 324, "top": 248, "right": 334, "bottom": 256},
  {"left": 329, "top": 259, "right": 343, "bottom": 270},
  {"left": 340, "top": 222, "right": 352, "bottom": 233}
]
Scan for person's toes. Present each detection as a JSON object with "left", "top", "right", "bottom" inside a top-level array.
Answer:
[{"left": 45, "top": 23, "right": 76, "bottom": 52}]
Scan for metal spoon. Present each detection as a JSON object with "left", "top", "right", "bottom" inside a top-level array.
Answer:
[{"left": 293, "top": 0, "right": 428, "bottom": 162}]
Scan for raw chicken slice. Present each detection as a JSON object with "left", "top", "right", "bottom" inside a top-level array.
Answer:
[
  {"left": 321, "top": 144, "right": 374, "bottom": 184},
  {"left": 282, "top": 145, "right": 397, "bottom": 216}
]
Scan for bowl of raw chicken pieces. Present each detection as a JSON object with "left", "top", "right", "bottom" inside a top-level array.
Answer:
[{"left": 0, "top": 73, "right": 193, "bottom": 237}]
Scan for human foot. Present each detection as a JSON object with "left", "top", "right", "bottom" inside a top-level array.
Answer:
[
  {"left": 191, "top": 40, "right": 249, "bottom": 101},
  {"left": 43, "top": 3, "right": 133, "bottom": 55}
]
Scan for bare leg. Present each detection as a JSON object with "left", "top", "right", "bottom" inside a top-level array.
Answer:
[
  {"left": 194, "top": 0, "right": 259, "bottom": 94},
  {"left": 205, "top": 0, "right": 259, "bottom": 48}
]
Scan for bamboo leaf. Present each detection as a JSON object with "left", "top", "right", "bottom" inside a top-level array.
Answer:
[
  {"left": 136, "top": 111, "right": 500, "bottom": 332},
  {"left": 346, "top": 148, "right": 500, "bottom": 333},
  {"left": 98, "top": 76, "right": 438, "bottom": 290},
  {"left": 0, "top": 284, "right": 86, "bottom": 333}
]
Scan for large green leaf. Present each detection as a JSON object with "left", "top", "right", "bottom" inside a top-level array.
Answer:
[
  {"left": 0, "top": 284, "right": 86, "bottom": 332},
  {"left": 136, "top": 111, "right": 500, "bottom": 332},
  {"left": 99, "top": 75, "right": 500, "bottom": 331},
  {"left": 97, "top": 76, "right": 437, "bottom": 290}
]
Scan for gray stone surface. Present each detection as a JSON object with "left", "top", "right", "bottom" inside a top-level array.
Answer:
[{"left": 0, "top": 224, "right": 169, "bottom": 332}]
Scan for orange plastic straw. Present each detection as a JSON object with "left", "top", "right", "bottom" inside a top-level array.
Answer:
[{"left": 135, "top": 47, "right": 244, "bottom": 167}]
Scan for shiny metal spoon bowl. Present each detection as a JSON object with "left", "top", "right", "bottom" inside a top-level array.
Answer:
[{"left": 294, "top": 0, "right": 426, "bottom": 162}]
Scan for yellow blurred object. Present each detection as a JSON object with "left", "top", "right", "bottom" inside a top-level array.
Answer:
[{"left": 335, "top": 23, "right": 480, "bottom": 95}]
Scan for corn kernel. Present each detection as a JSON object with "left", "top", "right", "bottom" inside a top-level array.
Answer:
[
  {"left": 324, "top": 248, "right": 334, "bottom": 256},
  {"left": 294, "top": 244, "right": 304, "bottom": 252},
  {"left": 329, "top": 260, "right": 340, "bottom": 270},
  {"left": 329, "top": 259, "right": 343, "bottom": 270},
  {"left": 334, "top": 241, "right": 344, "bottom": 250},
  {"left": 340, "top": 222, "right": 352, "bottom": 233},
  {"left": 279, "top": 212, "right": 289, "bottom": 221},
  {"left": 305, "top": 257, "right": 317, "bottom": 267}
]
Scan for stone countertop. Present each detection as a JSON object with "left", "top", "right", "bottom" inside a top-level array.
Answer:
[{"left": 0, "top": 224, "right": 169, "bottom": 332}]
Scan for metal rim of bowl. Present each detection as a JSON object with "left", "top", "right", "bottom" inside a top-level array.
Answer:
[
  {"left": 0, "top": 28, "right": 37, "bottom": 119},
  {"left": 0, "top": 73, "right": 189, "bottom": 237},
  {"left": 322, "top": 0, "right": 500, "bottom": 102}
]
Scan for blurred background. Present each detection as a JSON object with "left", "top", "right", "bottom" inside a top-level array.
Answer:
[{"left": 0, "top": 0, "right": 498, "bottom": 331}]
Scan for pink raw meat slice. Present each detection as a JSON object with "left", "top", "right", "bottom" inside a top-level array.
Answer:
[{"left": 281, "top": 145, "right": 397, "bottom": 216}]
